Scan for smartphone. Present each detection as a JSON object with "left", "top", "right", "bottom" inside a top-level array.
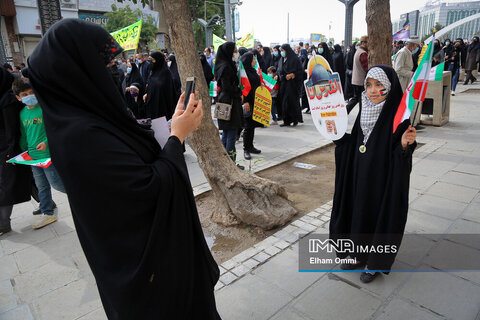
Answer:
[{"left": 184, "top": 76, "right": 196, "bottom": 110}]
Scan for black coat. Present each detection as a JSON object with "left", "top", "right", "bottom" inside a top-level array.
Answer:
[
  {"left": 330, "top": 65, "right": 416, "bottom": 272},
  {"left": 215, "top": 42, "right": 243, "bottom": 131},
  {"left": 0, "top": 68, "right": 32, "bottom": 206},
  {"left": 28, "top": 19, "right": 220, "bottom": 319}
]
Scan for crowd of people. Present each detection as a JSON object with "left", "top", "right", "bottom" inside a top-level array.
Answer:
[{"left": 0, "top": 16, "right": 479, "bottom": 316}]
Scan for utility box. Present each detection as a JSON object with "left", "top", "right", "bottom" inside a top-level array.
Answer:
[{"left": 417, "top": 71, "right": 451, "bottom": 127}]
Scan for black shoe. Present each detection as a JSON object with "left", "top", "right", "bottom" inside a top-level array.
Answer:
[
  {"left": 340, "top": 261, "right": 366, "bottom": 270},
  {"left": 236, "top": 164, "right": 245, "bottom": 170},
  {"left": 280, "top": 123, "right": 290, "bottom": 127},
  {"left": 248, "top": 147, "right": 261, "bottom": 154},
  {"left": 0, "top": 224, "right": 11, "bottom": 236},
  {"left": 292, "top": 122, "right": 298, "bottom": 127},
  {"left": 244, "top": 150, "right": 251, "bottom": 160},
  {"left": 33, "top": 201, "right": 56, "bottom": 215},
  {"left": 360, "top": 271, "right": 379, "bottom": 283},
  {"left": 464, "top": 81, "right": 469, "bottom": 85}
]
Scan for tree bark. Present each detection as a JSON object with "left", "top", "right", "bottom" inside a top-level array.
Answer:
[
  {"left": 366, "top": 0, "right": 392, "bottom": 66},
  {"left": 159, "top": 0, "right": 297, "bottom": 230}
]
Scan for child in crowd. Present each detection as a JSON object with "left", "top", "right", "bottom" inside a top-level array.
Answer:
[
  {"left": 13, "top": 78, "right": 66, "bottom": 229},
  {"left": 267, "top": 66, "right": 280, "bottom": 125}
]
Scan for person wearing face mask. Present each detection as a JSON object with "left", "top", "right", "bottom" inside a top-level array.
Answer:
[
  {"left": 394, "top": 37, "right": 420, "bottom": 91},
  {"left": 318, "top": 42, "right": 334, "bottom": 70},
  {"left": 464, "top": 36, "right": 480, "bottom": 85},
  {"left": 144, "top": 51, "right": 177, "bottom": 120},
  {"left": 122, "top": 59, "right": 145, "bottom": 118},
  {"left": 137, "top": 53, "right": 151, "bottom": 84},
  {"left": 346, "top": 36, "right": 369, "bottom": 113},
  {"left": 12, "top": 78, "right": 66, "bottom": 230},
  {"left": 443, "top": 39, "right": 453, "bottom": 71},
  {"left": 278, "top": 43, "right": 304, "bottom": 127},
  {"left": 214, "top": 42, "right": 244, "bottom": 169},
  {"left": 272, "top": 45, "right": 284, "bottom": 120}
]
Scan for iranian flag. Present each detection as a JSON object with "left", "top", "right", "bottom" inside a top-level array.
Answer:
[
  {"left": 253, "top": 56, "right": 277, "bottom": 92},
  {"left": 428, "top": 62, "right": 444, "bottom": 81},
  {"left": 7, "top": 151, "right": 52, "bottom": 168},
  {"left": 393, "top": 37, "right": 435, "bottom": 133},
  {"left": 238, "top": 61, "right": 251, "bottom": 96},
  {"left": 209, "top": 81, "right": 218, "bottom": 97},
  {"left": 261, "top": 72, "right": 277, "bottom": 92}
]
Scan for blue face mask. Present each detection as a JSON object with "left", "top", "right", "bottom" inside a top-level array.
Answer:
[
  {"left": 281, "top": 51, "right": 286, "bottom": 58},
  {"left": 318, "top": 48, "right": 324, "bottom": 54},
  {"left": 126, "top": 67, "right": 132, "bottom": 74},
  {"left": 445, "top": 41, "right": 450, "bottom": 46},
  {"left": 21, "top": 94, "right": 38, "bottom": 106},
  {"left": 135, "top": 59, "right": 139, "bottom": 63},
  {"left": 412, "top": 47, "right": 419, "bottom": 54},
  {"left": 273, "top": 51, "right": 279, "bottom": 57}
]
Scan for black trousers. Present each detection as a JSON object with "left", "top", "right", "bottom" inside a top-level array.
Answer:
[
  {"left": 0, "top": 205, "right": 13, "bottom": 227},
  {"left": 346, "top": 85, "right": 364, "bottom": 114},
  {"left": 464, "top": 70, "right": 477, "bottom": 83},
  {"left": 243, "top": 126, "right": 255, "bottom": 150}
]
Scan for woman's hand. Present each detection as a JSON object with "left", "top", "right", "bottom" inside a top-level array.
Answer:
[
  {"left": 243, "top": 102, "right": 250, "bottom": 113},
  {"left": 36, "top": 142, "right": 47, "bottom": 151},
  {"left": 143, "top": 94, "right": 147, "bottom": 102},
  {"left": 170, "top": 92, "right": 203, "bottom": 143},
  {"left": 401, "top": 125, "right": 416, "bottom": 150}
]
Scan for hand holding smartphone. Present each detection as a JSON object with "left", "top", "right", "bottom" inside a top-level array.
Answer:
[{"left": 184, "top": 76, "right": 196, "bottom": 110}]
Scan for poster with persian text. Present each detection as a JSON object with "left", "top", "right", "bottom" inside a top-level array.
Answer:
[{"left": 304, "top": 56, "right": 348, "bottom": 140}]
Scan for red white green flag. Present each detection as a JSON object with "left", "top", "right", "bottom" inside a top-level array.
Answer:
[
  {"left": 238, "top": 61, "right": 251, "bottom": 96},
  {"left": 393, "top": 37, "right": 435, "bottom": 133},
  {"left": 261, "top": 72, "right": 277, "bottom": 92},
  {"left": 7, "top": 151, "right": 52, "bottom": 168},
  {"left": 253, "top": 56, "right": 277, "bottom": 92},
  {"left": 209, "top": 81, "right": 218, "bottom": 97}
]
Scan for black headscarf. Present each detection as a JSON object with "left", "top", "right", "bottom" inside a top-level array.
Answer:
[
  {"left": 199, "top": 53, "right": 214, "bottom": 85},
  {"left": 214, "top": 42, "right": 237, "bottom": 85},
  {"left": 263, "top": 47, "right": 273, "bottom": 68},
  {"left": 346, "top": 42, "right": 357, "bottom": 70},
  {"left": 145, "top": 51, "right": 177, "bottom": 120},
  {"left": 319, "top": 42, "right": 334, "bottom": 68},
  {"left": 240, "top": 52, "right": 261, "bottom": 104},
  {"left": 27, "top": 19, "right": 220, "bottom": 319},
  {"left": 168, "top": 54, "right": 182, "bottom": 99},
  {"left": 468, "top": 36, "right": 480, "bottom": 52},
  {"left": 280, "top": 43, "right": 301, "bottom": 74},
  {"left": 123, "top": 60, "right": 143, "bottom": 92},
  {"left": 252, "top": 49, "right": 267, "bottom": 73},
  {"left": 330, "top": 65, "right": 416, "bottom": 272},
  {"left": 238, "top": 47, "right": 248, "bottom": 57}
]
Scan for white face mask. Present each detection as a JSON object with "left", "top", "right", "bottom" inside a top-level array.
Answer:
[
  {"left": 167, "top": 61, "right": 172, "bottom": 67},
  {"left": 232, "top": 52, "right": 240, "bottom": 61}
]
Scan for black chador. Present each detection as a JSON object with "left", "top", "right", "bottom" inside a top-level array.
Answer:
[
  {"left": 28, "top": 19, "right": 221, "bottom": 319},
  {"left": 145, "top": 51, "right": 177, "bottom": 120},
  {"left": 329, "top": 65, "right": 416, "bottom": 272}
]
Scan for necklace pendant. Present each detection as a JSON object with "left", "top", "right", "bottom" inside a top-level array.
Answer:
[{"left": 359, "top": 145, "right": 367, "bottom": 153}]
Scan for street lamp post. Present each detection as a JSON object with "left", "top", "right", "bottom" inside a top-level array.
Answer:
[
  {"left": 197, "top": 15, "right": 221, "bottom": 48},
  {"left": 338, "top": 0, "right": 360, "bottom": 51}
]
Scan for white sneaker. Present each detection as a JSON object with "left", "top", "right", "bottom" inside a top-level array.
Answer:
[
  {"left": 32, "top": 213, "right": 57, "bottom": 229},
  {"left": 451, "top": 91, "right": 455, "bottom": 96}
]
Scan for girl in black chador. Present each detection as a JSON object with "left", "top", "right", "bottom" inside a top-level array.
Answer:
[{"left": 330, "top": 65, "right": 417, "bottom": 283}]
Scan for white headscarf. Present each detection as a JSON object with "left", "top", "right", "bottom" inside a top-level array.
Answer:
[{"left": 360, "top": 67, "right": 392, "bottom": 144}]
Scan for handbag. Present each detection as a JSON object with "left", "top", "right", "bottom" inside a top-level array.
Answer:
[{"left": 214, "top": 101, "right": 232, "bottom": 121}]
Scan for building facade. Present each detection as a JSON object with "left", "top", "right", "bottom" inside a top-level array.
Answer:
[
  {"left": 392, "top": 0, "right": 480, "bottom": 40},
  {"left": 1, "top": 0, "right": 160, "bottom": 65}
]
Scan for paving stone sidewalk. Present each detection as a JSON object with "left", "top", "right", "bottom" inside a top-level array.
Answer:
[
  {"left": 1, "top": 83, "right": 480, "bottom": 319},
  {"left": 214, "top": 85, "right": 480, "bottom": 320}
]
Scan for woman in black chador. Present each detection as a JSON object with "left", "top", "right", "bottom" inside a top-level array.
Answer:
[
  {"left": 278, "top": 43, "right": 304, "bottom": 127},
  {"left": 329, "top": 65, "right": 417, "bottom": 283},
  {"left": 122, "top": 59, "right": 145, "bottom": 118},
  {"left": 145, "top": 51, "right": 177, "bottom": 120},
  {"left": 28, "top": 19, "right": 221, "bottom": 319},
  {"left": 240, "top": 52, "right": 263, "bottom": 160}
]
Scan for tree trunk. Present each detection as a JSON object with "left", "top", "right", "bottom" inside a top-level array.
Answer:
[
  {"left": 366, "top": 0, "right": 392, "bottom": 66},
  {"left": 159, "top": 0, "right": 297, "bottom": 230}
]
